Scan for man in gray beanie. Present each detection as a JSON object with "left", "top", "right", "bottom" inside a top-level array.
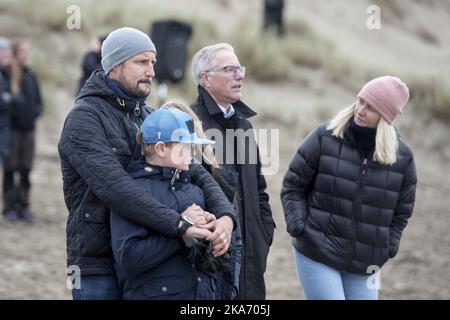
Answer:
[
  {"left": 58, "top": 27, "right": 235, "bottom": 300},
  {"left": 102, "top": 27, "right": 157, "bottom": 99},
  {"left": 101, "top": 27, "right": 156, "bottom": 75}
]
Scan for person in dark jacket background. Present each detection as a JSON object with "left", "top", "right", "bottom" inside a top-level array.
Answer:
[
  {"left": 190, "top": 43, "right": 276, "bottom": 300},
  {"left": 76, "top": 35, "right": 105, "bottom": 94},
  {"left": 58, "top": 27, "right": 235, "bottom": 300},
  {"left": 0, "top": 71, "right": 11, "bottom": 165},
  {"left": 281, "top": 76, "right": 417, "bottom": 300},
  {"left": 263, "top": 0, "right": 285, "bottom": 36},
  {"left": 111, "top": 107, "right": 222, "bottom": 300},
  {"left": 3, "top": 38, "right": 43, "bottom": 222}
]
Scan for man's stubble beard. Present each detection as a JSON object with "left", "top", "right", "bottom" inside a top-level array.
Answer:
[{"left": 118, "top": 67, "right": 151, "bottom": 98}]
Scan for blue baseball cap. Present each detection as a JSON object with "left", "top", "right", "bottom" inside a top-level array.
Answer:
[{"left": 141, "top": 107, "right": 215, "bottom": 145}]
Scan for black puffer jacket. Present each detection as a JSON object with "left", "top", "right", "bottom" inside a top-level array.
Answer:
[
  {"left": 58, "top": 70, "right": 234, "bottom": 275},
  {"left": 281, "top": 123, "right": 416, "bottom": 274}
]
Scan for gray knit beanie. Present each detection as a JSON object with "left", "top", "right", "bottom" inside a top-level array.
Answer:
[{"left": 101, "top": 27, "right": 156, "bottom": 74}]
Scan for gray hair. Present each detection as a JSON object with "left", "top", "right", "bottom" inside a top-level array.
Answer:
[{"left": 191, "top": 42, "right": 235, "bottom": 86}]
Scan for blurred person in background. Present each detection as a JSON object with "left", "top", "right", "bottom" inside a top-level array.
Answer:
[
  {"left": 2, "top": 38, "right": 42, "bottom": 222},
  {"left": 263, "top": 0, "right": 285, "bottom": 36},
  {"left": 0, "top": 37, "right": 13, "bottom": 167},
  {"left": 76, "top": 35, "right": 106, "bottom": 94},
  {"left": 190, "top": 43, "right": 276, "bottom": 300},
  {"left": 281, "top": 76, "right": 417, "bottom": 300}
]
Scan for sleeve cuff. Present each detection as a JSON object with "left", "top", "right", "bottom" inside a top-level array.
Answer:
[{"left": 215, "top": 212, "right": 237, "bottom": 231}]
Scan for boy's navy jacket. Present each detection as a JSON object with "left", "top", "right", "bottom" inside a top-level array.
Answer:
[{"left": 110, "top": 159, "right": 213, "bottom": 299}]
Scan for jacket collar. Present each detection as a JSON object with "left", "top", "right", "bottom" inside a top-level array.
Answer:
[
  {"left": 196, "top": 85, "right": 257, "bottom": 119},
  {"left": 127, "top": 159, "right": 190, "bottom": 185},
  {"left": 343, "top": 118, "right": 401, "bottom": 149},
  {"left": 343, "top": 122, "right": 358, "bottom": 148},
  {"left": 76, "top": 70, "right": 147, "bottom": 113}
]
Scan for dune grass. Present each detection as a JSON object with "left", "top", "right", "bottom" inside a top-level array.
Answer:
[
  {"left": 0, "top": 0, "right": 447, "bottom": 123},
  {"left": 407, "top": 77, "right": 450, "bottom": 123}
]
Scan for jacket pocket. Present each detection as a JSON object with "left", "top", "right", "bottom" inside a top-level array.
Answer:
[
  {"left": 296, "top": 220, "right": 307, "bottom": 238},
  {"left": 388, "top": 245, "right": 398, "bottom": 259},
  {"left": 109, "top": 137, "right": 132, "bottom": 167},
  {"left": 261, "top": 219, "right": 276, "bottom": 246},
  {"left": 141, "top": 276, "right": 194, "bottom": 299},
  {"left": 81, "top": 206, "right": 111, "bottom": 256}
]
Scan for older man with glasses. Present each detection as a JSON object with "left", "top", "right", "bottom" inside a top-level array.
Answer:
[{"left": 190, "top": 43, "right": 276, "bottom": 300}]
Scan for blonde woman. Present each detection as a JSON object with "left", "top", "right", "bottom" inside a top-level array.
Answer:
[{"left": 281, "top": 76, "right": 417, "bottom": 300}]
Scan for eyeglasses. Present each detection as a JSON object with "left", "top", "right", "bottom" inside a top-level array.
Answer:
[{"left": 206, "top": 65, "right": 246, "bottom": 76}]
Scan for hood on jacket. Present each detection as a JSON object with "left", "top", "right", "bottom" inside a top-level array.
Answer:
[{"left": 76, "top": 69, "right": 145, "bottom": 113}]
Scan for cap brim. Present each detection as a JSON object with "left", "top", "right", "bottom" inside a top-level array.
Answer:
[{"left": 181, "top": 139, "right": 215, "bottom": 145}]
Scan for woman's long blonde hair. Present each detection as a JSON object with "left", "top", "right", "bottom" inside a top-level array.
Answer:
[
  {"left": 326, "top": 103, "right": 399, "bottom": 165},
  {"left": 9, "top": 59, "right": 21, "bottom": 96},
  {"left": 162, "top": 100, "right": 219, "bottom": 169}
]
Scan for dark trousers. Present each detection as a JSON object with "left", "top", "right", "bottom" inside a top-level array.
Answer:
[
  {"left": 0, "top": 126, "right": 11, "bottom": 165},
  {"left": 3, "top": 168, "right": 30, "bottom": 211},
  {"left": 2, "top": 130, "right": 35, "bottom": 213}
]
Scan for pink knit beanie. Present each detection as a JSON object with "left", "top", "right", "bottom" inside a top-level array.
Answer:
[{"left": 357, "top": 76, "right": 410, "bottom": 125}]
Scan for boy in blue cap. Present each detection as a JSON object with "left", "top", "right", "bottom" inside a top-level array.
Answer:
[{"left": 110, "top": 105, "right": 230, "bottom": 299}]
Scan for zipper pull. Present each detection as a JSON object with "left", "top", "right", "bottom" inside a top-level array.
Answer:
[
  {"left": 170, "top": 169, "right": 180, "bottom": 186},
  {"left": 362, "top": 158, "right": 368, "bottom": 176},
  {"left": 117, "top": 98, "right": 125, "bottom": 107},
  {"left": 134, "top": 102, "right": 141, "bottom": 116}
]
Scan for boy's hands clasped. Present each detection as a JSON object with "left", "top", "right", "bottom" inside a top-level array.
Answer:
[{"left": 181, "top": 203, "right": 233, "bottom": 257}]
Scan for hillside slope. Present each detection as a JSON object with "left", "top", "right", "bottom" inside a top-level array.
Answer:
[{"left": 0, "top": 0, "right": 448, "bottom": 299}]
